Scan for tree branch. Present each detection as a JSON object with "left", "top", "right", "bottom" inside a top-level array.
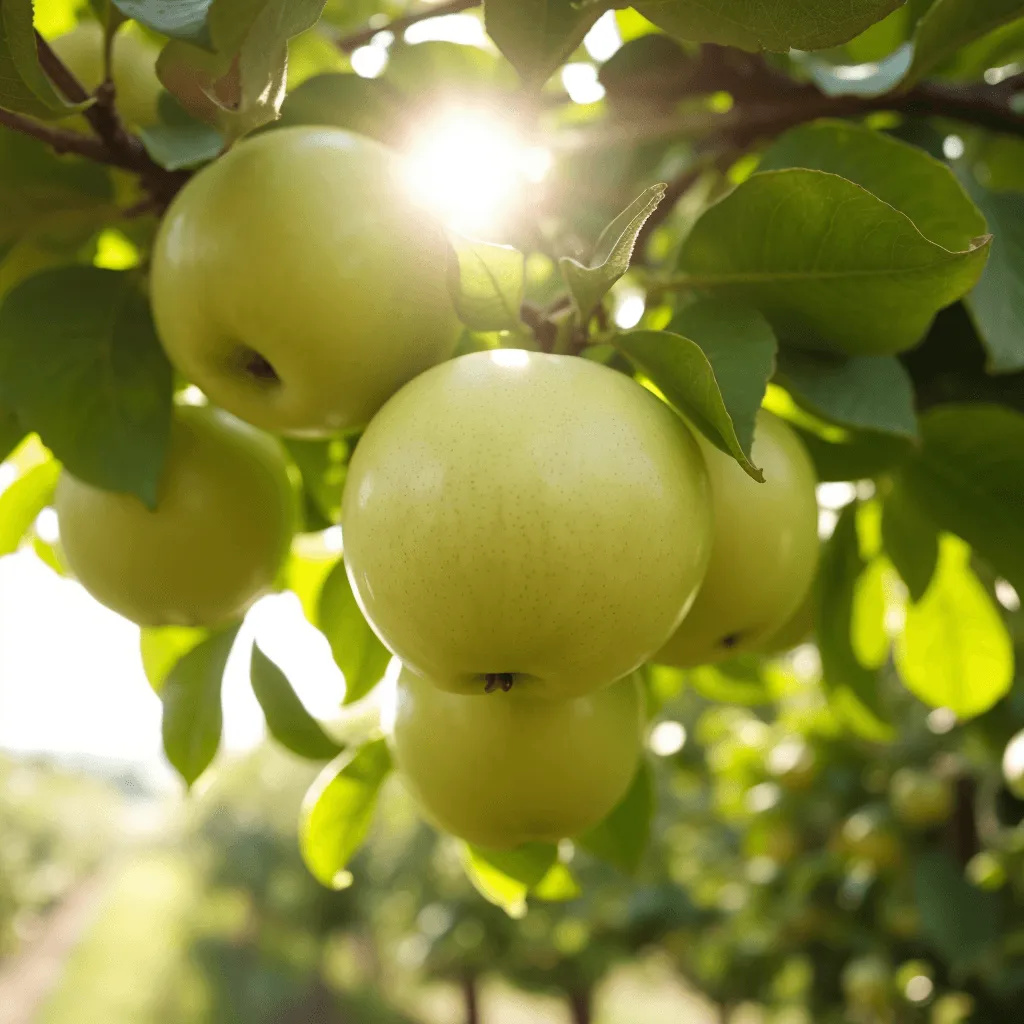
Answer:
[
  {"left": 335, "top": 0, "right": 479, "bottom": 52},
  {"left": 0, "top": 107, "right": 122, "bottom": 165}
]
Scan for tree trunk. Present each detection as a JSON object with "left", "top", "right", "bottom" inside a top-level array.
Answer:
[
  {"left": 568, "top": 988, "right": 592, "bottom": 1024},
  {"left": 462, "top": 973, "right": 480, "bottom": 1024}
]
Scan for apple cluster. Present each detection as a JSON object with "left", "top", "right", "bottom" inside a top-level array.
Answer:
[{"left": 54, "top": 128, "right": 820, "bottom": 850}]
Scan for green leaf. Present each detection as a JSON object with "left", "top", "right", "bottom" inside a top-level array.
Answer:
[
  {"left": 960, "top": 176, "right": 1024, "bottom": 373},
  {"left": 276, "top": 73, "right": 404, "bottom": 143},
  {"left": 249, "top": 642, "right": 344, "bottom": 761},
  {"left": 139, "top": 624, "right": 209, "bottom": 693},
  {"left": 799, "top": 45, "right": 913, "bottom": 97},
  {"left": 160, "top": 624, "right": 240, "bottom": 787},
  {"left": 903, "top": 0, "right": 1024, "bottom": 85},
  {"left": 675, "top": 169, "right": 991, "bottom": 356},
  {"left": 776, "top": 350, "right": 918, "bottom": 438},
  {"left": 915, "top": 851, "right": 1002, "bottom": 968},
  {"left": 818, "top": 504, "right": 895, "bottom": 742},
  {"left": 0, "top": 0, "right": 90, "bottom": 118},
  {"left": 386, "top": 39, "right": 518, "bottom": 98},
  {"left": 578, "top": 761, "right": 655, "bottom": 875},
  {"left": 882, "top": 482, "right": 939, "bottom": 601},
  {"left": 851, "top": 557, "right": 893, "bottom": 670},
  {"left": 300, "top": 739, "right": 391, "bottom": 888},
  {"left": 112, "top": 0, "right": 213, "bottom": 45},
  {"left": 531, "top": 862, "right": 581, "bottom": 902},
  {"left": 0, "top": 457, "right": 59, "bottom": 556},
  {"left": 446, "top": 234, "right": 526, "bottom": 334},
  {"left": 760, "top": 120, "right": 985, "bottom": 254},
  {"left": 462, "top": 842, "right": 558, "bottom": 917},
  {"left": 898, "top": 404, "right": 1024, "bottom": 595},
  {"left": 483, "top": 0, "right": 609, "bottom": 86},
  {"left": 284, "top": 436, "right": 347, "bottom": 528},
  {"left": 317, "top": 560, "right": 392, "bottom": 705},
  {"left": 668, "top": 300, "right": 778, "bottom": 459},
  {"left": 895, "top": 535, "right": 1014, "bottom": 718},
  {"left": 139, "top": 95, "right": 224, "bottom": 170},
  {"left": 789, "top": 425, "right": 912, "bottom": 482},
  {"left": 0, "top": 407, "right": 23, "bottom": 463},
  {"left": 560, "top": 184, "right": 666, "bottom": 324},
  {"left": 636, "top": 0, "right": 905, "bottom": 51},
  {"left": 613, "top": 329, "right": 763, "bottom": 480},
  {"left": 0, "top": 267, "right": 173, "bottom": 508}
]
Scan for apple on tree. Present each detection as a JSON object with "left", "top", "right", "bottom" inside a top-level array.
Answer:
[
  {"left": 55, "top": 404, "right": 299, "bottom": 627},
  {"left": 341, "top": 349, "right": 713, "bottom": 700},
  {"left": 655, "top": 410, "right": 819, "bottom": 668},
  {"left": 387, "top": 666, "right": 644, "bottom": 849},
  {"left": 151, "top": 127, "right": 461, "bottom": 437}
]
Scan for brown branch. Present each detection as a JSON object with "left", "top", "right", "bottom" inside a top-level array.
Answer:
[
  {"left": 335, "top": 0, "right": 479, "bottom": 52},
  {"left": 0, "top": 107, "right": 123, "bottom": 165}
]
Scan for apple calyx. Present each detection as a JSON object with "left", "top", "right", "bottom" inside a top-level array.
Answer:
[
  {"left": 237, "top": 347, "right": 281, "bottom": 386},
  {"left": 484, "top": 673, "right": 516, "bottom": 694}
]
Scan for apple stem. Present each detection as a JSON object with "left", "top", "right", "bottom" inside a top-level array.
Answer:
[{"left": 484, "top": 673, "right": 515, "bottom": 694}]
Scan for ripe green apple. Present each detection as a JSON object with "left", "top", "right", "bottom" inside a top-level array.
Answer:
[
  {"left": 150, "top": 127, "right": 460, "bottom": 437},
  {"left": 654, "top": 410, "right": 819, "bottom": 668},
  {"left": 51, "top": 22, "right": 161, "bottom": 127},
  {"left": 55, "top": 405, "right": 298, "bottom": 627},
  {"left": 387, "top": 666, "right": 643, "bottom": 849},
  {"left": 754, "top": 579, "right": 816, "bottom": 655},
  {"left": 341, "top": 350, "right": 712, "bottom": 699},
  {"left": 1004, "top": 728, "right": 1024, "bottom": 799},
  {"left": 888, "top": 767, "right": 953, "bottom": 829}
]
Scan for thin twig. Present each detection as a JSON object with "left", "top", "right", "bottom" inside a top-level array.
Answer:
[
  {"left": 335, "top": 0, "right": 479, "bottom": 51},
  {"left": 0, "top": 107, "right": 125, "bottom": 165}
]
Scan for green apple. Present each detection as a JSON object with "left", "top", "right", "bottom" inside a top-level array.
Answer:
[
  {"left": 150, "top": 127, "right": 460, "bottom": 437},
  {"left": 341, "top": 350, "right": 712, "bottom": 699},
  {"left": 888, "top": 767, "right": 953, "bottom": 829},
  {"left": 387, "top": 666, "right": 643, "bottom": 849},
  {"left": 1004, "top": 728, "right": 1024, "bottom": 799},
  {"left": 754, "top": 580, "right": 816, "bottom": 655},
  {"left": 55, "top": 405, "right": 298, "bottom": 627},
  {"left": 51, "top": 22, "right": 161, "bottom": 127},
  {"left": 654, "top": 410, "right": 819, "bottom": 668}
]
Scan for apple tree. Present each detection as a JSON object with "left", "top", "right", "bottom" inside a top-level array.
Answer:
[{"left": 0, "top": 0, "right": 1023, "bottom": 1020}]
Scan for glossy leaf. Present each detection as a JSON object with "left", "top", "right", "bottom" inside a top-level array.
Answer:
[
  {"left": 462, "top": 842, "right": 558, "bottom": 917},
  {"left": 676, "top": 169, "right": 990, "bottom": 356},
  {"left": 579, "top": 761, "right": 655, "bottom": 875},
  {"left": 112, "top": 0, "right": 213, "bottom": 45},
  {"left": 140, "top": 624, "right": 209, "bottom": 693},
  {"left": 139, "top": 96, "right": 224, "bottom": 171},
  {"left": 446, "top": 234, "right": 526, "bottom": 333},
  {"left": 613, "top": 329, "right": 763, "bottom": 480},
  {"left": 560, "top": 183, "right": 666, "bottom": 324},
  {"left": 300, "top": 739, "right": 392, "bottom": 888},
  {"left": 250, "top": 642, "right": 344, "bottom": 761},
  {"left": 636, "top": 0, "right": 905, "bottom": 51},
  {"left": 895, "top": 535, "right": 1014, "bottom": 718},
  {"left": 882, "top": 482, "right": 939, "bottom": 601},
  {"left": 0, "top": 268, "right": 173, "bottom": 508},
  {"left": 317, "top": 559, "right": 392, "bottom": 705},
  {"left": 898, "top": 405, "right": 1024, "bottom": 594},
  {"left": 160, "top": 624, "right": 240, "bottom": 787},
  {"left": 0, "top": 457, "right": 60, "bottom": 556}
]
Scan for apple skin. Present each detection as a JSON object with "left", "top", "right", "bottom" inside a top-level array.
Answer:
[
  {"left": 888, "top": 767, "right": 953, "bottom": 829},
  {"left": 341, "top": 350, "right": 712, "bottom": 699},
  {"left": 387, "top": 666, "right": 644, "bottom": 849},
  {"left": 55, "top": 405, "right": 299, "bottom": 627},
  {"left": 51, "top": 23, "right": 161, "bottom": 127},
  {"left": 654, "top": 410, "right": 819, "bottom": 668},
  {"left": 150, "top": 127, "right": 461, "bottom": 437}
]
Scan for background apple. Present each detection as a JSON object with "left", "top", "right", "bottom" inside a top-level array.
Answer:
[
  {"left": 341, "top": 350, "right": 712, "bottom": 700},
  {"left": 655, "top": 410, "right": 819, "bottom": 668},
  {"left": 387, "top": 666, "right": 644, "bottom": 849},
  {"left": 56, "top": 405, "right": 298, "bottom": 627},
  {"left": 150, "top": 127, "right": 461, "bottom": 437}
]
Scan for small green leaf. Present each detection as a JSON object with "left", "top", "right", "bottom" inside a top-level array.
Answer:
[
  {"left": 446, "top": 234, "right": 526, "bottom": 334},
  {"left": 140, "top": 624, "right": 209, "bottom": 693},
  {"left": 895, "top": 535, "right": 1014, "bottom": 718},
  {"left": 882, "top": 482, "right": 939, "bottom": 602},
  {"left": 776, "top": 350, "right": 918, "bottom": 438},
  {"left": 578, "top": 761, "right": 655, "bottom": 875},
  {"left": 300, "top": 739, "right": 391, "bottom": 888},
  {"left": 903, "top": 0, "right": 1024, "bottom": 86},
  {"left": 139, "top": 96, "right": 224, "bottom": 170},
  {"left": 0, "top": 268, "right": 173, "bottom": 508},
  {"left": 818, "top": 504, "right": 895, "bottom": 742},
  {"left": 112, "top": 0, "right": 214, "bottom": 45},
  {"left": 462, "top": 842, "right": 558, "bottom": 917},
  {"left": 667, "top": 300, "right": 778, "bottom": 458},
  {"left": 0, "top": 457, "right": 60, "bottom": 556},
  {"left": 317, "top": 559, "right": 392, "bottom": 704},
  {"left": 484, "top": 0, "right": 609, "bottom": 86},
  {"left": 899, "top": 404, "right": 1024, "bottom": 595},
  {"left": 560, "top": 184, "right": 666, "bottom": 324},
  {"left": 532, "top": 861, "right": 581, "bottom": 902},
  {"left": 160, "top": 624, "right": 240, "bottom": 787},
  {"left": 612, "top": 329, "right": 763, "bottom": 480},
  {"left": 250, "top": 642, "right": 344, "bottom": 761},
  {"left": 676, "top": 169, "right": 990, "bottom": 357}
]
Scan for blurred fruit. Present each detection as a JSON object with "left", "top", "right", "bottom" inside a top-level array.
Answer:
[
  {"left": 840, "top": 805, "right": 904, "bottom": 870},
  {"left": 888, "top": 768, "right": 954, "bottom": 829},
  {"left": 842, "top": 955, "right": 892, "bottom": 1009},
  {"left": 766, "top": 735, "right": 818, "bottom": 791},
  {"left": 966, "top": 850, "right": 1007, "bottom": 890}
]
